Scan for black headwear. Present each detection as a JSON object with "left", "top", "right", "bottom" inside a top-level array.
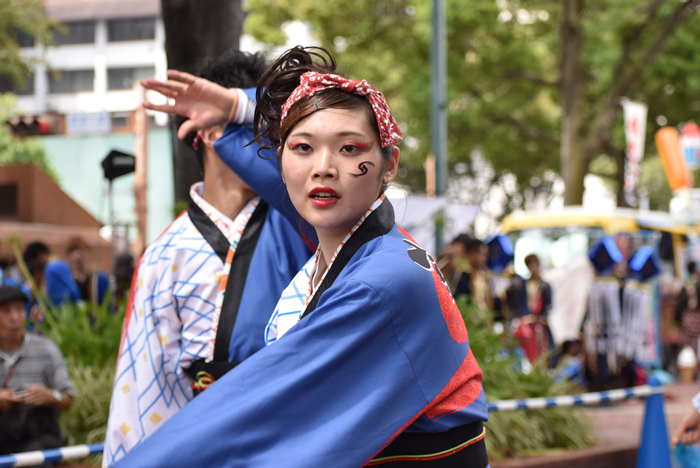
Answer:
[{"left": 0, "top": 286, "right": 28, "bottom": 307}]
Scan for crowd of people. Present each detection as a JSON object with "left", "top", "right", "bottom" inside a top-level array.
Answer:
[
  {"left": 438, "top": 235, "right": 556, "bottom": 366},
  {"left": 0, "top": 238, "right": 132, "bottom": 458}
]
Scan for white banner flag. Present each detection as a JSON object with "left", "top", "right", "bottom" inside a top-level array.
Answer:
[{"left": 622, "top": 98, "right": 648, "bottom": 207}]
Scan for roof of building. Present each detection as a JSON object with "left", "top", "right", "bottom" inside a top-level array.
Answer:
[{"left": 43, "top": 0, "right": 160, "bottom": 21}]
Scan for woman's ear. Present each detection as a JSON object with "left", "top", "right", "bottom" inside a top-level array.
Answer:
[{"left": 382, "top": 146, "right": 400, "bottom": 185}]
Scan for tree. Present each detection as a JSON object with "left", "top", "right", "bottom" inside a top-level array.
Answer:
[
  {"left": 0, "top": 0, "right": 57, "bottom": 179},
  {"left": 559, "top": 0, "right": 700, "bottom": 205},
  {"left": 160, "top": 0, "right": 246, "bottom": 204},
  {"left": 0, "top": 0, "right": 54, "bottom": 86},
  {"left": 245, "top": 0, "right": 700, "bottom": 208}
]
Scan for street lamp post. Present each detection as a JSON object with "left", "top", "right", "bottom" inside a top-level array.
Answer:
[{"left": 431, "top": 0, "right": 448, "bottom": 251}]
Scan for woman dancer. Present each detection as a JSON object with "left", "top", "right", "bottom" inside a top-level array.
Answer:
[{"left": 119, "top": 47, "right": 489, "bottom": 468}]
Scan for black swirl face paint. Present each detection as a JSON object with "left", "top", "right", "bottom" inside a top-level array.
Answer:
[{"left": 348, "top": 161, "right": 375, "bottom": 178}]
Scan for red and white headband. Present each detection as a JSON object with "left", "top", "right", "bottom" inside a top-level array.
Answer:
[{"left": 280, "top": 72, "right": 403, "bottom": 148}]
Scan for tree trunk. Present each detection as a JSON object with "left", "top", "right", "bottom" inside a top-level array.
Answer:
[
  {"left": 161, "top": 0, "right": 245, "bottom": 205},
  {"left": 559, "top": 0, "right": 586, "bottom": 206}
]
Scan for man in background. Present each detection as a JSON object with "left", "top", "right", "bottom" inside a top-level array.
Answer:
[
  {"left": 65, "top": 236, "right": 109, "bottom": 306},
  {"left": 22, "top": 242, "right": 80, "bottom": 322},
  {"left": 103, "top": 50, "right": 311, "bottom": 465},
  {"left": 0, "top": 285, "right": 73, "bottom": 463}
]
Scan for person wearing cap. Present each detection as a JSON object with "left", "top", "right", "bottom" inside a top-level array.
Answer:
[{"left": 0, "top": 286, "right": 73, "bottom": 461}]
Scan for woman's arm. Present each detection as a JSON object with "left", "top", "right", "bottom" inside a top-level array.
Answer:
[{"left": 213, "top": 124, "right": 314, "bottom": 241}]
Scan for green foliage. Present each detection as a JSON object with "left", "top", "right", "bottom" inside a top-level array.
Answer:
[
  {"left": 37, "top": 298, "right": 124, "bottom": 368},
  {"left": 245, "top": 0, "right": 700, "bottom": 205},
  {"left": 0, "top": 93, "right": 58, "bottom": 181},
  {"left": 458, "top": 298, "right": 593, "bottom": 460},
  {"left": 39, "top": 300, "right": 124, "bottom": 467},
  {"left": 0, "top": 0, "right": 55, "bottom": 85},
  {"left": 640, "top": 154, "right": 674, "bottom": 211},
  {"left": 60, "top": 357, "right": 115, "bottom": 449}
]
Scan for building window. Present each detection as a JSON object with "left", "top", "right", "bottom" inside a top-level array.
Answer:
[
  {"left": 0, "top": 74, "right": 34, "bottom": 96},
  {"left": 15, "top": 30, "right": 35, "bottom": 48},
  {"left": 107, "top": 66, "right": 155, "bottom": 90},
  {"left": 0, "top": 185, "right": 18, "bottom": 219},
  {"left": 111, "top": 112, "right": 130, "bottom": 131},
  {"left": 53, "top": 21, "right": 95, "bottom": 45},
  {"left": 107, "top": 18, "right": 156, "bottom": 42},
  {"left": 48, "top": 69, "right": 94, "bottom": 93}
]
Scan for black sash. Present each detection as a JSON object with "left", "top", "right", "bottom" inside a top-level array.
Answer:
[
  {"left": 185, "top": 197, "right": 269, "bottom": 389},
  {"left": 301, "top": 200, "right": 395, "bottom": 319},
  {"left": 368, "top": 421, "right": 488, "bottom": 467}
]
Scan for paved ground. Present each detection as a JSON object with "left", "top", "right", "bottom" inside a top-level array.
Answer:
[{"left": 491, "top": 382, "right": 698, "bottom": 468}]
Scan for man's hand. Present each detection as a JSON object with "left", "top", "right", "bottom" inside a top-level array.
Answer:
[
  {"left": 21, "top": 384, "right": 56, "bottom": 406},
  {"left": 0, "top": 388, "right": 20, "bottom": 410},
  {"left": 140, "top": 70, "right": 239, "bottom": 139},
  {"left": 672, "top": 407, "right": 700, "bottom": 446},
  {"left": 29, "top": 304, "right": 44, "bottom": 323}
]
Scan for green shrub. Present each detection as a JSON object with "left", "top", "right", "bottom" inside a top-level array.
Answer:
[
  {"left": 458, "top": 297, "right": 594, "bottom": 460},
  {"left": 60, "top": 357, "right": 115, "bottom": 466},
  {"left": 38, "top": 297, "right": 124, "bottom": 368}
]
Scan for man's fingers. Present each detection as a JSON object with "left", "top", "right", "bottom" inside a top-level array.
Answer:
[
  {"left": 681, "top": 430, "right": 700, "bottom": 445},
  {"left": 167, "top": 69, "right": 197, "bottom": 84},
  {"left": 177, "top": 120, "right": 200, "bottom": 140},
  {"left": 141, "top": 81, "right": 185, "bottom": 98},
  {"left": 143, "top": 101, "right": 178, "bottom": 115},
  {"left": 672, "top": 433, "right": 681, "bottom": 446}
]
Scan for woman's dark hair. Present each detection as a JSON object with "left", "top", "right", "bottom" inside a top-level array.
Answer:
[
  {"left": 253, "top": 46, "right": 394, "bottom": 162},
  {"left": 180, "top": 49, "right": 267, "bottom": 172}
]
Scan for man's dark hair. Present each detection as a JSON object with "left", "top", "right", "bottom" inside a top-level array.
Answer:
[
  {"left": 463, "top": 237, "right": 484, "bottom": 253},
  {"left": 180, "top": 50, "right": 267, "bottom": 172},
  {"left": 23, "top": 241, "right": 49, "bottom": 265},
  {"left": 689, "top": 261, "right": 697, "bottom": 276},
  {"left": 451, "top": 234, "right": 483, "bottom": 253},
  {"left": 451, "top": 234, "right": 472, "bottom": 251},
  {"left": 524, "top": 253, "right": 540, "bottom": 267}
]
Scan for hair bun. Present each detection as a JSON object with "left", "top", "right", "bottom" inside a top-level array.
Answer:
[{"left": 253, "top": 46, "right": 337, "bottom": 152}]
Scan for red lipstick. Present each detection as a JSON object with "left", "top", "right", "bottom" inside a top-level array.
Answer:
[{"left": 309, "top": 187, "right": 340, "bottom": 207}]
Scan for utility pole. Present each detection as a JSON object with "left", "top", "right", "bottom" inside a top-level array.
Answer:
[
  {"left": 133, "top": 86, "right": 149, "bottom": 256},
  {"left": 431, "top": 0, "right": 447, "bottom": 251}
]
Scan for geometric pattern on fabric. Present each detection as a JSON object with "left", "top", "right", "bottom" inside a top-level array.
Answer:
[
  {"left": 425, "top": 349, "right": 483, "bottom": 421},
  {"left": 103, "top": 183, "right": 259, "bottom": 467}
]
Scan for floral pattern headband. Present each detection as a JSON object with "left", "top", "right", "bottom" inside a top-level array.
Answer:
[{"left": 280, "top": 72, "right": 403, "bottom": 148}]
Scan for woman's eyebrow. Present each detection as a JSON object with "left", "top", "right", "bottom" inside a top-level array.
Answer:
[{"left": 288, "top": 130, "right": 368, "bottom": 139}]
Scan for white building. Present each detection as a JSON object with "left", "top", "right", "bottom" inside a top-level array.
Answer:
[
  {"left": 0, "top": 0, "right": 314, "bottom": 245},
  {"left": 2, "top": 0, "right": 167, "bottom": 130}
]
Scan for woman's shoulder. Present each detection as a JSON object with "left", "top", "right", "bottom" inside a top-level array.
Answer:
[{"left": 347, "top": 227, "right": 443, "bottom": 296}]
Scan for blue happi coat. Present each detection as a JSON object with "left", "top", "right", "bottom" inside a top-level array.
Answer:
[{"left": 113, "top": 125, "right": 488, "bottom": 468}]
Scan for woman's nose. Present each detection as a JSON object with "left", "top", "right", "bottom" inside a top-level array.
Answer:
[{"left": 312, "top": 149, "right": 337, "bottom": 179}]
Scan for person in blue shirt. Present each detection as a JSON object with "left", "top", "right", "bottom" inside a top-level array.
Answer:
[
  {"left": 21, "top": 242, "right": 79, "bottom": 322},
  {"left": 64, "top": 236, "right": 109, "bottom": 306}
]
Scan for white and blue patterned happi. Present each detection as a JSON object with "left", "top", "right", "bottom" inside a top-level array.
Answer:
[{"left": 103, "top": 183, "right": 259, "bottom": 467}]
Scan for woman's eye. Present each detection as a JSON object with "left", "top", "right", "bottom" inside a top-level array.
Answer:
[
  {"left": 289, "top": 143, "right": 312, "bottom": 152},
  {"left": 341, "top": 144, "right": 360, "bottom": 153}
]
